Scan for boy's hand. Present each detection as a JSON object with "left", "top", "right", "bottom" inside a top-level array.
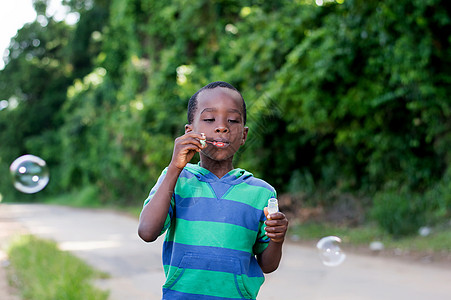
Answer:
[
  {"left": 264, "top": 207, "right": 288, "bottom": 243},
  {"left": 170, "top": 132, "right": 206, "bottom": 170}
]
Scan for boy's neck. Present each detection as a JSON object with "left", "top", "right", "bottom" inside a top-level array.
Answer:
[{"left": 199, "top": 156, "right": 234, "bottom": 179}]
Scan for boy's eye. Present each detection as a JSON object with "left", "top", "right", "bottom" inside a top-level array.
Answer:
[
  {"left": 228, "top": 119, "right": 239, "bottom": 123},
  {"left": 203, "top": 118, "right": 215, "bottom": 122}
]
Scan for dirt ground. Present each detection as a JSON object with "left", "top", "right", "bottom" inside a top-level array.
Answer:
[
  {"left": 1, "top": 203, "right": 450, "bottom": 300},
  {"left": 0, "top": 209, "right": 26, "bottom": 300}
]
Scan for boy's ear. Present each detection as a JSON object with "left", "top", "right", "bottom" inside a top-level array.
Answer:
[
  {"left": 185, "top": 124, "right": 193, "bottom": 133},
  {"left": 240, "top": 126, "right": 249, "bottom": 145}
]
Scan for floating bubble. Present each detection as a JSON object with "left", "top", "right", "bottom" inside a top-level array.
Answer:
[
  {"left": 369, "top": 241, "right": 384, "bottom": 252},
  {"left": 10, "top": 154, "right": 49, "bottom": 194},
  {"left": 418, "top": 226, "right": 431, "bottom": 237},
  {"left": 0, "top": 100, "right": 8, "bottom": 111},
  {"left": 316, "top": 236, "right": 346, "bottom": 267}
]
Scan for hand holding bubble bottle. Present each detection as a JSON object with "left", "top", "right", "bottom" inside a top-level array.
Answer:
[
  {"left": 264, "top": 198, "right": 288, "bottom": 243},
  {"left": 267, "top": 198, "right": 278, "bottom": 219}
]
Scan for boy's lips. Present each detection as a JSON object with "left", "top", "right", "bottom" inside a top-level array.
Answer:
[{"left": 206, "top": 140, "right": 230, "bottom": 148}]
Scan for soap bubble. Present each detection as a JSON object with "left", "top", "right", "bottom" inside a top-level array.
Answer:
[
  {"left": 418, "top": 226, "right": 431, "bottom": 237},
  {"left": 10, "top": 155, "right": 49, "bottom": 194},
  {"left": 316, "top": 236, "right": 346, "bottom": 267},
  {"left": 369, "top": 241, "right": 384, "bottom": 252}
]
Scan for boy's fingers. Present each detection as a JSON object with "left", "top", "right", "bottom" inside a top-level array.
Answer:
[
  {"left": 184, "top": 131, "right": 204, "bottom": 138},
  {"left": 185, "top": 132, "right": 207, "bottom": 143},
  {"left": 265, "top": 214, "right": 287, "bottom": 226},
  {"left": 269, "top": 212, "right": 285, "bottom": 219},
  {"left": 264, "top": 207, "right": 284, "bottom": 220},
  {"left": 177, "top": 137, "right": 205, "bottom": 149},
  {"left": 179, "top": 136, "right": 202, "bottom": 144},
  {"left": 265, "top": 221, "right": 287, "bottom": 229},
  {"left": 266, "top": 218, "right": 288, "bottom": 225},
  {"left": 176, "top": 133, "right": 203, "bottom": 145},
  {"left": 265, "top": 225, "right": 287, "bottom": 234},
  {"left": 188, "top": 133, "right": 208, "bottom": 149},
  {"left": 265, "top": 231, "right": 286, "bottom": 243}
]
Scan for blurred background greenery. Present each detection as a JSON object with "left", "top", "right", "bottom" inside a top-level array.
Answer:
[{"left": 0, "top": 0, "right": 450, "bottom": 239}]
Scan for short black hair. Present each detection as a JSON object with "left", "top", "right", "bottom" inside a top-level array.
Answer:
[{"left": 187, "top": 81, "right": 246, "bottom": 125}]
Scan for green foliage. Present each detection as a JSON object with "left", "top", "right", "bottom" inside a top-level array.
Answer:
[
  {"left": 1, "top": 0, "right": 450, "bottom": 236},
  {"left": 267, "top": 0, "right": 451, "bottom": 193},
  {"left": 423, "top": 170, "right": 451, "bottom": 223},
  {"left": 371, "top": 168, "right": 450, "bottom": 236},
  {"left": 370, "top": 190, "right": 427, "bottom": 237},
  {"left": 289, "top": 221, "right": 451, "bottom": 253},
  {"left": 0, "top": 15, "right": 74, "bottom": 201},
  {"left": 7, "top": 234, "right": 109, "bottom": 300},
  {"left": 0, "top": 0, "right": 110, "bottom": 201},
  {"left": 44, "top": 184, "right": 102, "bottom": 207}
]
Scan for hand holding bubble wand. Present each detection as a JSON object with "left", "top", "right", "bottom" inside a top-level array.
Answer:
[
  {"left": 200, "top": 133, "right": 207, "bottom": 147},
  {"left": 199, "top": 133, "right": 228, "bottom": 148}
]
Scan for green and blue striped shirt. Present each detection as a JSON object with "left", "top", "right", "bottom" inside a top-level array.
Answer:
[{"left": 143, "top": 163, "right": 276, "bottom": 299}]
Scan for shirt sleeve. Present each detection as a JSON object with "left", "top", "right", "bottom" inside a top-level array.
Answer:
[
  {"left": 142, "top": 167, "right": 175, "bottom": 236},
  {"left": 253, "top": 189, "right": 277, "bottom": 255}
]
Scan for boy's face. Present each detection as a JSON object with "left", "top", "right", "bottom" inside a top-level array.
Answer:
[{"left": 186, "top": 87, "right": 248, "bottom": 162}]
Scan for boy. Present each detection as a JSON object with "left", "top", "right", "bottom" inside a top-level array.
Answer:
[{"left": 138, "top": 81, "right": 288, "bottom": 299}]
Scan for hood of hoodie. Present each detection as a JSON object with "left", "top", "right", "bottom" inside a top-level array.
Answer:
[{"left": 184, "top": 163, "right": 253, "bottom": 185}]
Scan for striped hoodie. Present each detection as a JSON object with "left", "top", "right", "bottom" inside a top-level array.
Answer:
[{"left": 143, "top": 163, "right": 276, "bottom": 299}]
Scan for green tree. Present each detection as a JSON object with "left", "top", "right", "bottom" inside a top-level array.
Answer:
[
  {"left": 0, "top": 0, "right": 109, "bottom": 200},
  {"left": 1, "top": 0, "right": 449, "bottom": 234},
  {"left": 0, "top": 9, "right": 73, "bottom": 199}
]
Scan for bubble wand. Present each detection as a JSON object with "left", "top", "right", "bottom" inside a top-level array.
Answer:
[{"left": 199, "top": 133, "right": 227, "bottom": 147}]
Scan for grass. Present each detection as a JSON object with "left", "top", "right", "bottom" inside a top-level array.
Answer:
[
  {"left": 43, "top": 185, "right": 104, "bottom": 208},
  {"left": 6, "top": 234, "right": 109, "bottom": 300},
  {"left": 43, "top": 185, "right": 143, "bottom": 220},
  {"left": 289, "top": 222, "right": 451, "bottom": 254}
]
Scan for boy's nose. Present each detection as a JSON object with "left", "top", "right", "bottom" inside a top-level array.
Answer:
[{"left": 215, "top": 126, "right": 229, "bottom": 133}]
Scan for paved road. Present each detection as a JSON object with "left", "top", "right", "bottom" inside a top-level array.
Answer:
[{"left": 0, "top": 203, "right": 450, "bottom": 300}]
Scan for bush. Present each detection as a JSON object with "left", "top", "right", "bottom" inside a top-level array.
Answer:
[
  {"left": 423, "top": 176, "right": 451, "bottom": 224},
  {"left": 370, "top": 190, "right": 427, "bottom": 237}
]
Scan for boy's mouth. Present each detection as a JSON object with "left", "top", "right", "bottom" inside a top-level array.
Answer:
[{"left": 206, "top": 140, "right": 230, "bottom": 148}]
